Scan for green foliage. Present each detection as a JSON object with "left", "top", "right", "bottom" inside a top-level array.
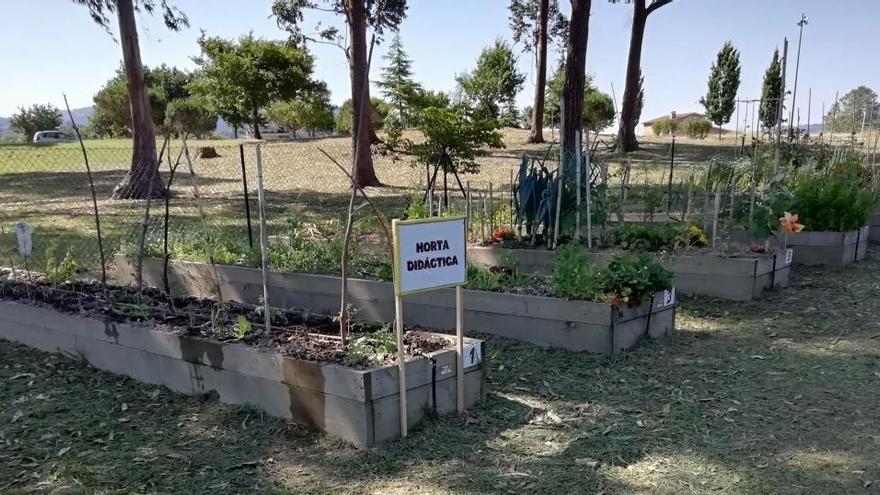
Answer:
[
  {"left": 10, "top": 104, "right": 63, "bottom": 141},
  {"left": 233, "top": 315, "right": 253, "bottom": 340},
  {"left": 407, "top": 89, "right": 450, "bottom": 125},
  {"left": 342, "top": 329, "right": 398, "bottom": 366},
  {"left": 383, "top": 113, "right": 404, "bottom": 149},
  {"left": 684, "top": 118, "right": 712, "bottom": 139},
  {"left": 700, "top": 41, "right": 741, "bottom": 129},
  {"left": 406, "top": 104, "right": 504, "bottom": 176},
  {"left": 44, "top": 246, "right": 79, "bottom": 285},
  {"left": 543, "top": 63, "right": 615, "bottom": 131},
  {"left": 191, "top": 34, "right": 317, "bottom": 135},
  {"left": 88, "top": 65, "right": 199, "bottom": 137},
  {"left": 651, "top": 118, "right": 678, "bottom": 136},
  {"left": 72, "top": 0, "right": 189, "bottom": 31},
  {"left": 377, "top": 33, "right": 422, "bottom": 126},
  {"left": 456, "top": 39, "right": 525, "bottom": 121},
  {"left": 824, "top": 86, "right": 879, "bottom": 133},
  {"left": 405, "top": 195, "right": 429, "bottom": 220},
  {"left": 466, "top": 263, "right": 537, "bottom": 293},
  {"left": 272, "top": 0, "right": 407, "bottom": 44},
  {"left": 165, "top": 97, "right": 217, "bottom": 138},
  {"left": 268, "top": 84, "right": 334, "bottom": 138},
  {"left": 552, "top": 244, "right": 602, "bottom": 301},
  {"left": 601, "top": 254, "right": 673, "bottom": 306},
  {"left": 759, "top": 49, "right": 782, "bottom": 132},
  {"left": 508, "top": 0, "right": 568, "bottom": 52},
  {"left": 335, "top": 97, "right": 392, "bottom": 135},
  {"left": 612, "top": 223, "right": 708, "bottom": 252},
  {"left": 789, "top": 161, "right": 875, "bottom": 232}
]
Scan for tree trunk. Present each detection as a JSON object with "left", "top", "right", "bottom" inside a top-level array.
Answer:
[
  {"left": 347, "top": 0, "right": 381, "bottom": 187},
  {"left": 616, "top": 1, "right": 647, "bottom": 152},
  {"left": 252, "top": 108, "right": 262, "bottom": 140},
  {"left": 528, "top": 0, "right": 550, "bottom": 144},
  {"left": 561, "top": 0, "right": 591, "bottom": 168},
  {"left": 112, "top": 0, "right": 165, "bottom": 199}
]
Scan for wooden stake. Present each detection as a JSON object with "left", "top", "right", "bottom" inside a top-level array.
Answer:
[
  {"left": 712, "top": 185, "right": 721, "bottom": 248},
  {"left": 456, "top": 285, "right": 464, "bottom": 413},
  {"left": 480, "top": 191, "right": 487, "bottom": 242},
  {"left": 255, "top": 144, "right": 271, "bottom": 334},
  {"left": 466, "top": 181, "right": 472, "bottom": 238},
  {"left": 488, "top": 182, "right": 494, "bottom": 234},
  {"left": 394, "top": 293, "right": 407, "bottom": 438}
]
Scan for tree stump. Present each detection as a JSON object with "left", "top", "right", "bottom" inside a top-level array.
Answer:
[{"left": 198, "top": 146, "right": 220, "bottom": 159}]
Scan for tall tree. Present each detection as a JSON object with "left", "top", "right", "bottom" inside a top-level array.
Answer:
[
  {"left": 759, "top": 49, "right": 782, "bottom": 133},
  {"left": 191, "top": 34, "right": 316, "bottom": 140},
  {"left": 72, "top": 0, "right": 189, "bottom": 199},
  {"left": 613, "top": 0, "right": 672, "bottom": 151},
  {"left": 456, "top": 39, "right": 526, "bottom": 123},
  {"left": 700, "top": 41, "right": 741, "bottom": 140},
  {"left": 377, "top": 32, "right": 421, "bottom": 126},
  {"left": 272, "top": 0, "right": 408, "bottom": 187},
  {"left": 10, "top": 104, "right": 63, "bottom": 140},
  {"left": 560, "top": 0, "right": 592, "bottom": 164},
  {"left": 824, "top": 86, "right": 879, "bottom": 133},
  {"left": 509, "top": 0, "right": 567, "bottom": 143}
]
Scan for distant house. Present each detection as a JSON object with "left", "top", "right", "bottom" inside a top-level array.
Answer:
[{"left": 643, "top": 112, "right": 702, "bottom": 136}]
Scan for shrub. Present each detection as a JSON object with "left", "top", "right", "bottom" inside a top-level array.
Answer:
[
  {"left": 684, "top": 118, "right": 712, "bottom": 139},
  {"left": 552, "top": 246, "right": 674, "bottom": 305},
  {"left": 651, "top": 118, "right": 678, "bottom": 136},
  {"left": 45, "top": 246, "right": 79, "bottom": 284},
  {"left": 788, "top": 163, "right": 874, "bottom": 232},
  {"left": 612, "top": 223, "right": 708, "bottom": 252},
  {"left": 601, "top": 254, "right": 674, "bottom": 306},
  {"left": 552, "top": 243, "right": 602, "bottom": 301}
]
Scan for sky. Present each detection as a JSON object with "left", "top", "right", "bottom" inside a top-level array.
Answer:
[{"left": 2, "top": 0, "right": 879, "bottom": 132}]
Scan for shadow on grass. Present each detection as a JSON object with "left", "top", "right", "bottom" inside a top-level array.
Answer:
[{"left": 1, "top": 253, "right": 879, "bottom": 493}]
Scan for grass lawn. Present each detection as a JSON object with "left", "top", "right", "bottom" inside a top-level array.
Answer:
[{"left": 2, "top": 250, "right": 879, "bottom": 493}]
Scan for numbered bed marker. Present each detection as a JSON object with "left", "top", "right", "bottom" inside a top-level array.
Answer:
[
  {"left": 784, "top": 248, "right": 794, "bottom": 265},
  {"left": 657, "top": 288, "right": 676, "bottom": 308},
  {"left": 464, "top": 343, "right": 482, "bottom": 368}
]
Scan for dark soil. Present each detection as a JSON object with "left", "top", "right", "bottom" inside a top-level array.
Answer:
[{"left": 0, "top": 275, "right": 449, "bottom": 367}]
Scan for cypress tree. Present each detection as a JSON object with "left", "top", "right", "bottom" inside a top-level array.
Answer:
[
  {"left": 759, "top": 49, "right": 782, "bottom": 133},
  {"left": 700, "top": 41, "right": 741, "bottom": 139}
]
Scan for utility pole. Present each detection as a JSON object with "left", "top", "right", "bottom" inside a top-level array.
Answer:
[{"left": 789, "top": 13, "right": 808, "bottom": 138}]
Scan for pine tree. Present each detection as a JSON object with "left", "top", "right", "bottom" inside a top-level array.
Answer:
[
  {"left": 759, "top": 49, "right": 782, "bottom": 133},
  {"left": 378, "top": 32, "right": 421, "bottom": 127},
  {"left": 700, "top": 41, "right": 741, "bottom": 140}
]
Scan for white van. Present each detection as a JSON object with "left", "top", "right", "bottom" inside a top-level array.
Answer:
[{"left": 33, "top": 131, "right": 74, "bottom": 144}]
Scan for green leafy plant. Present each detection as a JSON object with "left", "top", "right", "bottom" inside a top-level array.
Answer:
[
  {"left": 612, "top": 223, "right": 683, "bottom": 252},
  {"left": 405, "top": 195, "right": 429, "bottom": 220},
  {"left": 233, "top": 315, "right": 253, "bottom": 340},
  {"left": 44, "top": 246, "right": 79, "bottom": 284},
  {"left": 601, "top": 254, "right": 673, "bottom": 306},
  {"left": 651, "top": 118, "right": 678, "bottom": 136},
  {"left": 684, "top": 118, "right": 712, "bottom": 139},
  {"left": 788, "top": 162, "right": 875, "bottom": 232},
  {"left": 342, "top": 328, "right": 398, "bottom": 366},
  {"left": 552, "top": 243, "right": 602, "bottom": 301}
]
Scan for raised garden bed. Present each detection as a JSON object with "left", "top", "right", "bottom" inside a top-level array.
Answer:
[
  {"left": 113, "top": 256, "right": 675, "bottom": 354},
  {"left": 0, "top": 280, "right": 484, "bottom": 448},
  {"left": 468, "top": 246, "right": 792, "bottom": 302},
  {"left": 871, "top": 212, "right": 880, "bottom": 243},
  {"left": 776, "top": 227, "right": 869, "bottom": 267}
]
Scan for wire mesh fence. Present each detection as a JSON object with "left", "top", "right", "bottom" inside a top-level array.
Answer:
[{"left": 4, "top": 135, "right": 874, "bottom": 285}]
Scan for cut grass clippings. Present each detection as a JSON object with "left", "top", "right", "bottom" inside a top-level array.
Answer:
[{"left": 2, "top": 251, "right": 879, "bottom": 493}]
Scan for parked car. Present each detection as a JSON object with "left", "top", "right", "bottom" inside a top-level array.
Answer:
[{"left": 33, "top": 130, "right": 74, "bottom": 144}]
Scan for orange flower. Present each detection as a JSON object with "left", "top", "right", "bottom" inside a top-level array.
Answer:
[
  {"left": 779, "top": 212, "right": 805, "bottom": 232},
  {"left": 492, "top": 227, "right": 516, "bottom": 241}
]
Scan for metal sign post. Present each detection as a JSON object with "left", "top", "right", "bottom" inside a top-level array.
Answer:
[{"left": 392, "top": 216, "right": 468, "bottom": 438}]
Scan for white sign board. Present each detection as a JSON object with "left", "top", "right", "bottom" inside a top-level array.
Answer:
[
  {"left": 656, "top": 288, "right": 676, "bottom": 308},
  {"left": 393, "top": 217, "right": 467, "bottom": 295},
  {"left": 464, "top": 342, "right": 482, "bottom": 367}
]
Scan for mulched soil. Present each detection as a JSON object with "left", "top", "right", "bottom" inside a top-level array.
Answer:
[{"left": 0, "top": 272, "right": 448, "bottom": 367}]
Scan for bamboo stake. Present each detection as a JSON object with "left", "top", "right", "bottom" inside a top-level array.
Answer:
[{"left": 255, "top": 144, "right": 271, "bottom": 334}]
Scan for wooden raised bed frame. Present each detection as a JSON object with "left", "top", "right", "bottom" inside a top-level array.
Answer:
[
  {"left": 113, "top": 256, "right": 675, "bottom": 354},
  {"left": 0, "top": 300, "right": 484, "bottom": 448},
  {"left": 467, "top": 246, "right": 792, "bottom": 302},
  {"left": 777, "top": 227, "right": 869, "bottom": 267}
]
